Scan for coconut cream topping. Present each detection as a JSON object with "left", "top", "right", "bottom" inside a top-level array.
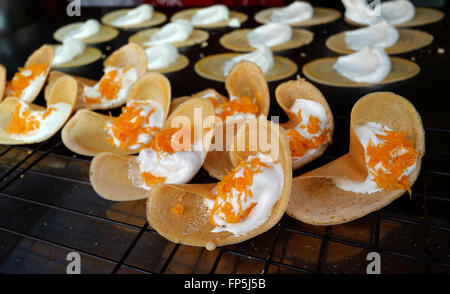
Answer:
[
  {"left": 105, "top": 99, "right": 164, "bottom": 151},
  {"left": 247, "top": 23, "right": 293, "bottom": 48},
  {"left": 191, "top": 5, "right": 230, "bottom": 25},
  {"left": 145, "top": 44, "right": 179, "bottom": 70},
  {"left": 270, "top": 1, "right": 314, "bottom": 24},
  {"left": 223, "top": 45, "right": 274, "bottom": 76},
  {"left": 65, "top": 19, "right": 101, "bottom": 40},
  {"left": 286, "top": 99, "right": 332, "bottom": 159},
  {"left": 4, "top": 100, "right": 72, "bottom": 141},
  {"left": 144, "top": 20, "right": 193, "bottom": 46},
  {"left": 52, "top": 38, "right": 86, "bottom": 66},
  {"left": 112, "top": 4, "right": 154, "bottom": 26},
  {"left": 7, "top": 63, "right": 48, "bottom": 102},
  {"left": 342, "top": 0, "right": 415, "bottom": 25},
  {"left": 333, "top": 47, "right": 391, "bottom": 83},
  {"left": 345, "top": 20, "right": 399, "bottom": 51},
  {"left": 133, "top": 127, "right": 205, "bottom": 191},
  {"left": 334, "top": 122, "right": 419, "bottom": 194},
  {"left": 228, "top": 18, "right": 241, "bottom": 28},
  {"left": 83, "top": 66, "right": 138, "bottom": 107},
  {"left": 204, "top": 153, "right": 284, "bottom": 236}
]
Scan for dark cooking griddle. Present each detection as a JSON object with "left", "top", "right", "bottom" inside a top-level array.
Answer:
[{"left": 0, "top": 1, "right": 449, "bottom": 274}]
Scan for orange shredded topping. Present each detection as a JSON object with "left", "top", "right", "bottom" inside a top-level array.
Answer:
[
  {"left": 85, "top": 69, "right": 127, "bottom": 105},
  {"left": 145, "top": 127, "right": 194, "bottom": 154},
  {"left": 107, "top": 103, "right": 159, "bottom": 151},
  {"left": 6, "top": 104, "right": 55, "bottom": 135},
  {"left": 7, "top": 63, "right": 47, "bottom": 97},
  {"left": 209, "top": 157, "right": 270, "bottom": 226},
  {"left": 207, "top": 97, "right": 221, "bottom": 110},
  {"left": 366, "top": 130, "right": 418, "bottom": 194},
  {"left": 141, "top": 172, "right": 166, "bottom": 186},
  {"left": 172, "top": 204, "right": 185, "bottom": 215},
  {"left": 217, "top": 96, "right": 259, "bottom": 121}
]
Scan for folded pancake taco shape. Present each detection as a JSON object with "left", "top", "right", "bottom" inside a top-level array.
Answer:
[
  {"left": 171, "top": 5, "right": 248, "bottom": 29},
  {"left": 276, "top": 78, "right": 334, "bottom": 170},
  {"left": 219, "top": 24, "right": 314, "bottom": 52},
  {"left": 5, "top": 45, "right": 54, "bottom": 103},
  {"left": 195, "top": 46, "right": 298, "bottom": 83},
  {"left": 254, "top": 1, "right": 341, "bottom": 27},
  {"left": 53, "top": 19, "right": 119, "bottom": 44},
  {"left": 61, "top": 72, "right": 171, "bottom": 157},
  {"left": 47, "top": 43, "right": 147, "bottom": 111},
  {"left": 101, "top": 4, "right": 166, "bottom": 29},
  {"left": 287, "top": 92, "right": 425, "bottom": 225},
  {"left": 146, "top": 118, "right": 292, "bottom": 250},
  {"left": 0, "top": 75, "right": 77, "bottom": 145},
  {"left": 325, "top": 20, "right": 433, "bottom": 55},
  {"left": 303, "top": 47, "right": 420, "bottom": 87},
  {"left": 89, "top": 97, "right": 215, "bottom": 201}
]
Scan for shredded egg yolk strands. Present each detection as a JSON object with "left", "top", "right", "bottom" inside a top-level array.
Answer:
[
  {"left": 107, "top": 102, "right": 159, "bottom": 151},
  {"left": 7, "top": 64, "right": 47, "bottom": 98},
  {"left": 7, "top": 104, "right": 56, "bottom": 135},
  {"left": 286, "top": 108, "right": 331, "bottom": 158},
  {"left": 84, "top": 68, "right": 133, "bottom": 106},
  {"left": 209, "top": 157, "right": 270, "bottom": 226},
  {"left": 215, "top": 96, "right": 259, "bottom": 121},
  {"left": 366, "top": 130, "right": 419, "bottom": 194}
]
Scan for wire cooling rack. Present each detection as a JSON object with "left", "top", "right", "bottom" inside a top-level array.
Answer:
[{"left": 0, "top": 2, "right": 449, "bottom": 274}]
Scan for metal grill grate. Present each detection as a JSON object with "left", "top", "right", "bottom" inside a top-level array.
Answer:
[{"left": 0, "top": 3, "right": 449, "bottom": 274}]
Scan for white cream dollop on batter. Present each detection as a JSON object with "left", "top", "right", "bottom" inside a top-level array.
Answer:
[
  {"left": 345, "top": 20, "right": 399, "bottom": 50},
  {"left": 112, "top": 4, "right": 154, "bottom": 26},
  {"left": 52, "top": 38, "right": 86, "bottom": 66},
  {"left": 270, "top": 1, "right": 314, "bottom": 24},
  {"left": 247, "top": 23, "right": 293, "bottom": 48},
  {"left": 145, "top": 44, "right": 179, "bottom": 70},
  {"left": 65, "top": 19, "right": 101, "bottom": 40},
  {"left": 223, "top": 45, "right": 274, "bottom": 76},
  {"left": 191, "top": 5, "right": 230, "bottom": 25}
]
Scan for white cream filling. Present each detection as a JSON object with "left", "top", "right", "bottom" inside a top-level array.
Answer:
[
  {"left": 381, "top": 0, "right": 415, "bottom": 24},
  {"left": 145, "top": 44, "right": 179, "bottom": 70},
  {"left": 333, "top": 122, "right": 417, "bottom": 194},
  {"left": 4, "top": 101, "right": 72, "bottom": 141},
  {"left": 228, "top": 18, "right": 241, "bottom": 28},
  {"left": 345, "top": 20, "right": 399, "bottom": 50},
  {"left": 83, "top": 66, "right": 138, "bottom": 107},
  {"left": 191, "top": 5, "right": 229, "bottom": 25},
  {"left": 112, "top": 4, "right": 154, "bottom": 26},
  {"left": 52, "top": 38, "right": 86, "bottom": 66},
  {"left": 204, "top": 153, "right": 284, "bottom": 236},
  {"left": 65, "top": 19, "right": 101, "bottom": 40},
  {"left": 270, "top": 1, "right": 314, "bottom": 24},
  {"left": 144, "top": 20, "right": 193, "bottom": 46},
  {"left": 342, "top": 0, "right": 381, "bottom": 25},
  {"left": 105, "top": 99, "right": 165, "bottom": 150},
  {"left": 223, "top": 45, "right": 274, "bottom": 76},
  {"left": 333, "top": 47, "right": 391, "bottom": 83},
  {"left": 289, "top": 99, "right": 331, "bottom": 158},
  {"left": 247, "top": 23, "right": 293, "bottom": 48},
  {"left": 135, "top": 140, "right": 205, "bottom": 191},
  {"left": 20, "top": 73, "right": 46, "bottom": 102},
  {"left": 342, "top": 0, "right": 415, "bottom": 25}
]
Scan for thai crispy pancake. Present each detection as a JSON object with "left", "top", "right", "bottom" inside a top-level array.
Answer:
[
  {"left": 53, "top": 22, "right": 118, "bottom": 44},
  {"left": 89, "top": 97, "right": 215, "bottom": 201},
  {"left": 275, "top": 78, "right": 334, "bottom": 170},
  {"left": 326, "top": 29, "right": 433, "bottom": 55},
  {"left": 0, "top": 75, "right": 77, "bottom": 145},
  {"left": 201, "top": 61, "right": 270, "bottom": 180},
  {"left": 287, "top": 92, "right": 425, "bottom": 225},
  {"left": 46, "top": 43, "right": 147, "bottom": 111},
  {"left": 0, "top": 65, "right": 5, "bottom": 101},
  {"left": 52, "top": 45, "right": 103, "bottom": 68},
  {"left": 219, "top": 28, "right": 314, "bottom": 52},
  {"left": 146, "top": 118, "right": 292, "bottom": 249},
  {"left": 302, "top": 57, "right": 420, "bottom": 87},
  {"left": 254, "top": 7, "right": 341, "bottom": 26},
  {"left": 5, "top": 44, "right": 54, "bottom": 103},
  {"left": 61, "top": 73, "right": 171, "bottom": 157},
  {"left": 129, "top": 28, "right": 209, "bottom": 48},
  {"left": 195, "top": 53, "right": 298, "bottom": 83},
  {"left": 171, "top": 9, "right": 248, "bottom": 28},
  {"left": 148, "top": 55, "right": 190, "bottom": 74},
  {"left": 345, "top": 7, "right": 445, "bottom": 28},
  {"left": 101, "top": 10, "right": 166, "bottom": 29}
]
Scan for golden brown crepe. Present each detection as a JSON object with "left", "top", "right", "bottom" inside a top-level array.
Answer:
[
  {"left": 287, "top": 92, "right": 425, "bottom": 225},
  {"left": 61, "top": 72, "right": 171, "bottom": 157},
  {"left": 195, "top": 53, "right": 297, "bottom": 83},
  {"left": 302, "top": 57, "right": 420, "bottom": 87},
  {"left": 129, "top": 28, "right": 209, "bottom": 48},
  {"left": 0, "top": 65, "right": 6, "bottom": 101},
  {"left": 254, "top": 7, "right": 341, "bottom": 26},
  {"left": 326, "top": 29, "right": 433, "bottom": 55},
  {"left": 171, "top": 8, "right": 248, "bottom": 28},
  {"left": 102, "top": 9, "right": 166, "bottom": 29},
  {"left": 219, "top": 28, "right": 314, "bottom": 52},
  {"left": 89, "top": 97, "right": 215, "bottom": 201},
  {"left": 146, "top": 118, "right": 292, "bottom": 249},
  {"left": 53, "top": 22, "right": 118, "bottom": 44}
]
